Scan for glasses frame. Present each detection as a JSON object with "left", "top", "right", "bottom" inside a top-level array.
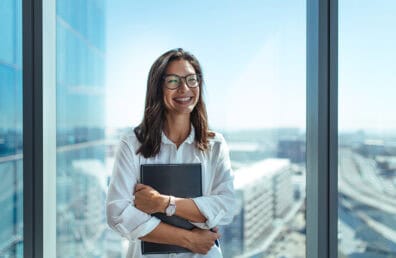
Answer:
[{"left": 162, "top": 73, "right": 201, "bottom": 90}]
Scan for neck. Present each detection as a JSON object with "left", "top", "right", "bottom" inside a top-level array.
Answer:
[{"left": 163, "top": 113, "right": 191, "bottom": 147}]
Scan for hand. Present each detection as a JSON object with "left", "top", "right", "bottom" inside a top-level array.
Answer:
[
  {"left": 185, "top": 227, "right": 220, "bottom": 254},
  {"left": 134, "top": 183, "right": 168, "bottom": 214}
]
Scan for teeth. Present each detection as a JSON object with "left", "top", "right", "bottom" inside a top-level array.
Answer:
[{"left": 175, "top": 97, "right": 191, "bottom": 101}]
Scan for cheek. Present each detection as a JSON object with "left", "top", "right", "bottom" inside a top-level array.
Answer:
[
  {"left": 193, "top": 89, "right": 200, "bottom": 102},
  {"left": 163, "top": 96, "right": 171, "bottom": 109},
  {"left": 163, "top": 90, "right": 173, "bottom": 107}
]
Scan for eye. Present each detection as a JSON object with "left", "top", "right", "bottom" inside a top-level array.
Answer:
[
  {"left": 187, "top": 75, "right": 198, "bottom": 82},
  {"left": 166, "top": 76, "right": 180, "bottom": 84}
]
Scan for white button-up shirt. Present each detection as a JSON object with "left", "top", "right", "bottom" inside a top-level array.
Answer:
[{"left": 106, "top": 126, "right": 237, "bottom": 258}]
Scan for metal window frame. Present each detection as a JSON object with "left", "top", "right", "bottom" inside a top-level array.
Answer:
[
  {"left": 23, "top": 0, "right": 56, "bottom": 257},
  {"left": 22, "top": 0, "right": 338, "bottom": 257},
  {"left": 306, "top": 0, "right": 338, "bottom": 258},
  {"left": 23, "top": 0, "right": 43, "bottom": 256}
]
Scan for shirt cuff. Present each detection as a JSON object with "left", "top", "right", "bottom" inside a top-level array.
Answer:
[
  {"left": 189, "top": 222, "right": 210, "bottom": 230},
  {"left": 192, "top": 197, "right": 226, "bottom": 229},
  {"left": 116, "top": 216, "right": 161, "bottom": 241}
]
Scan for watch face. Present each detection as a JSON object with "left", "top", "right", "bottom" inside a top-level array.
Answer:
[
  {"left": 170, "top": 205, "right": 176, "bottom": 214},
  {"left": 166, "top": 205, "right": 176, "bottom": 216}
]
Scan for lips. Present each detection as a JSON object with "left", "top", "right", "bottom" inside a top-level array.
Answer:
[{"left": 173, "top": 96, "right": 193, "bottom": 104}]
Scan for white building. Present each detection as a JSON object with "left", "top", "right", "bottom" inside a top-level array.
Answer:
[{"left": 229, "top": 158, "right": 293, "bottom": 256}]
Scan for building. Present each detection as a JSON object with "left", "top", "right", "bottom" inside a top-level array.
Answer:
[
  {"left": 221, "top": 159, "right": 293, "bottom": 257},
  {"left": 272, "top": 165, "right": 294, "bottom": 218},
  {"left": 277, "top": 140, "right": 306, "bottom": 164}
]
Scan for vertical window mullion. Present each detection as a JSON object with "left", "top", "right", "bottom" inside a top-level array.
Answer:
[
  {"left": 328, "top": 0, "right": 338, "bottom": 257},
  {"left": 23, "top": 0, "right": 43, "bottom": 257},
  {"left": 306, "top": 0, "right": 338, "bottom": 258},
  {"left": 42, "top": 0, "right": 57, "bottom": 257}
]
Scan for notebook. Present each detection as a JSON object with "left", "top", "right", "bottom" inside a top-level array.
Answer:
[{"left": 140, "top": 163, "right": 202, "bottom": 254}]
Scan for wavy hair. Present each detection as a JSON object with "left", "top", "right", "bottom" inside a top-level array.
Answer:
[{"left": 134, "top": 48, "right": 214, "bottom": 158}]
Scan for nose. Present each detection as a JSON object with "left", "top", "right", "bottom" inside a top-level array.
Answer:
[{"left": 177, "top": 79, "right": 189, "bottom": 92}]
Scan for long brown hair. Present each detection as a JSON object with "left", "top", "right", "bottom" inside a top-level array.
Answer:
[{"left": 134, "top": 48, "right": 214, "bottom": 158}]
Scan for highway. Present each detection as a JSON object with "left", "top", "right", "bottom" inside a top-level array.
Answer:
[{"left": 339, "top": 148, "right": 396, "bottom": 257}]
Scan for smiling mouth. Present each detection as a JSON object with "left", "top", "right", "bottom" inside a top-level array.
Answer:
[{"left": 173, "top": 97, "right": 193, "bottom": 104}]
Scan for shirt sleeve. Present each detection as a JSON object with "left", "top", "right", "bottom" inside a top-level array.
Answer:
[
  {"left": 191, "top": 135, "right": 237, "bottom": 229},
  {"left": 106, "top": 137, "right": 161, "bottom": 241}
]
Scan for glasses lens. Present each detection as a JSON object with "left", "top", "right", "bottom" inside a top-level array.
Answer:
[
  {"left": 164, "top": 75, "right": 180, "bottom": 89},
  {"left": 186, "top": 74, "right": 199, "bottom": 87}
]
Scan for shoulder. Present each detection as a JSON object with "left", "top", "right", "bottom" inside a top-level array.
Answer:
[
  {"left": 207, "top": 131, "right": 231, "bottom": 165},
  {"left": 208, "top": 131, "right": 226, "bottom": 144},
  {"left": 208, "top": 131, "right": 229, "bottom": 152},
  {"left": 118, "top": 127, "right": 141, "bottom": 153}
]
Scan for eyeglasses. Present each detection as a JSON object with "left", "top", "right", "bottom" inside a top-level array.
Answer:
[{"left": 162, "top": 74, "right": 200, "bottom": 90}]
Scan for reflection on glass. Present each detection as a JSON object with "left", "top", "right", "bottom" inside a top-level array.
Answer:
[
  {"left": 106, "top": 1, "right": 306, "bottom": 257},
  {"left": 0, "top": 0, "right": 23, "bottom": 257},
  {"left": 338, "top": 1, "right": 396, "bottom": 257},
  {"left": 55, "top": 0, "right": 114, "bottom": 257}
]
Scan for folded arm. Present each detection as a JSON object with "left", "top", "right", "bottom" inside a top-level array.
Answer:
[
  {"left": 190, "top": 136, "right": 238, "bottom": 229},
  {"left": 139, "top": 222, "right": 220, "bottom": 254},
  {"left": 106, "top": 139, "right": 162, "bottom": 240},
  {"left": 134, "top": 183, "right": 206, "bottom": 223},
  {"left": 106, "top": 137, "right": 219, "bottom": 254},
  {"left": 133, "top": 135, "right": 237, "bottom": 229}
]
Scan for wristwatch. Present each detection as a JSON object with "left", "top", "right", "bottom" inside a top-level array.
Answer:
[{"left": 165, "top": 195, "right": 176, "bottom": 216}]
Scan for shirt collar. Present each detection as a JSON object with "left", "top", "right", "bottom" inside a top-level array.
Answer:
[{"left": 161, "top": 125, "right": 195, "bottom": 145}]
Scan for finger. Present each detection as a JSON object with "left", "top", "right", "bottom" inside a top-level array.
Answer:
[
  {"left": 211, "top": 230, "right": 220, "bottom": 239},
  {"left": 134, "top": 191, "right": 140, "bottom": 198},
  {"left": 212, "top": 227, "right": 219, "bottom": 232},
  {"left": 135, "top": 183, "right": 146, "bottom": 192}
]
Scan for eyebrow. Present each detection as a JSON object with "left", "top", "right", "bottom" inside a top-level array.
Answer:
[{"left": 164, "top": 73, "right": 197, "bottom": 77}]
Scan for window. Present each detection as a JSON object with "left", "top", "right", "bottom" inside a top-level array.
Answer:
[
  {"left": 106, "top": 1, "right": 306, "bottom": 257},
  {"left": 19, "top": 0, "right": 341, "bottom": 257},
  {"left": 55, "top": 0, "right": 109, "bottom": 257},
  {"left": 338, "top": 1, "right": 396, "bottom": 257},
  {"left": 0, "top": 0, "right": 23, "bottom": 257}
]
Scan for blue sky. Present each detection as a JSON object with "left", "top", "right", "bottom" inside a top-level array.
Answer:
[
  {"left": 339, "top": 0, "right": 396, "bottom": 133},
  {"left": 106, "top": 0, "right": 395, "bottom": 132}
]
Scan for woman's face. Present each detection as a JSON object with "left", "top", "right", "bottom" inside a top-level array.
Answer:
[{"left": 162, "top": 59, "right": 200, "bottom": 116}]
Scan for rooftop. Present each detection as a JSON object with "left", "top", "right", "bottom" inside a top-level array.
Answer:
[{"left": 234, "top": 158, "right": 290, "bottom": 189}]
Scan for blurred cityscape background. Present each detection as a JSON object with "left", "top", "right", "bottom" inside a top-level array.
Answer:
[{"left": 1, "top": 0, "right": 396, "bottom": 258}]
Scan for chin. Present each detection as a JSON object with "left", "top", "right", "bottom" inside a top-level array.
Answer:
[{"left": 179, "top": 108, "right": 195, "bottom": 114}]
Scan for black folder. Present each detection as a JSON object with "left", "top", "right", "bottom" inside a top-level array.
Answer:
[{"left": 140, "top": 163, "right": 202, "bottom": 254}]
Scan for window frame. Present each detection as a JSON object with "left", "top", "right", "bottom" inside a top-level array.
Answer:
[
  {"left": 23, "top": 0, "right": 56, "bottom": 257},
  {"left": 23, "top": 0, "right": 43, "bottom": 256},
  {"left": 306, "top": 0, "right": 338, "bottom": 258},
  {"left": 22, "top": 0, "right": 339, "bottom": 257}
]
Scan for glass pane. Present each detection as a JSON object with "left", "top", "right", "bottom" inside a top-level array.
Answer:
[
  {"left": 0, "top": 0, "right": 23, "bottom": 257},
  {"left": 106, "top": 1, "right": 306, "bottom": 257},
  {"left": 338, "top": 1, "right": 396, "bottom": 257},
  {"left": 56, "top": 1, "right": 306, "bottom": 257},
  {"left": 55, "top": 0, "right": 110, "bottom": 257}
]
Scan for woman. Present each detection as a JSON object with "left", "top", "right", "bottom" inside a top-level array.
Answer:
[{"left": 106, "top": 48, "right": 236, "bottom": 257}]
